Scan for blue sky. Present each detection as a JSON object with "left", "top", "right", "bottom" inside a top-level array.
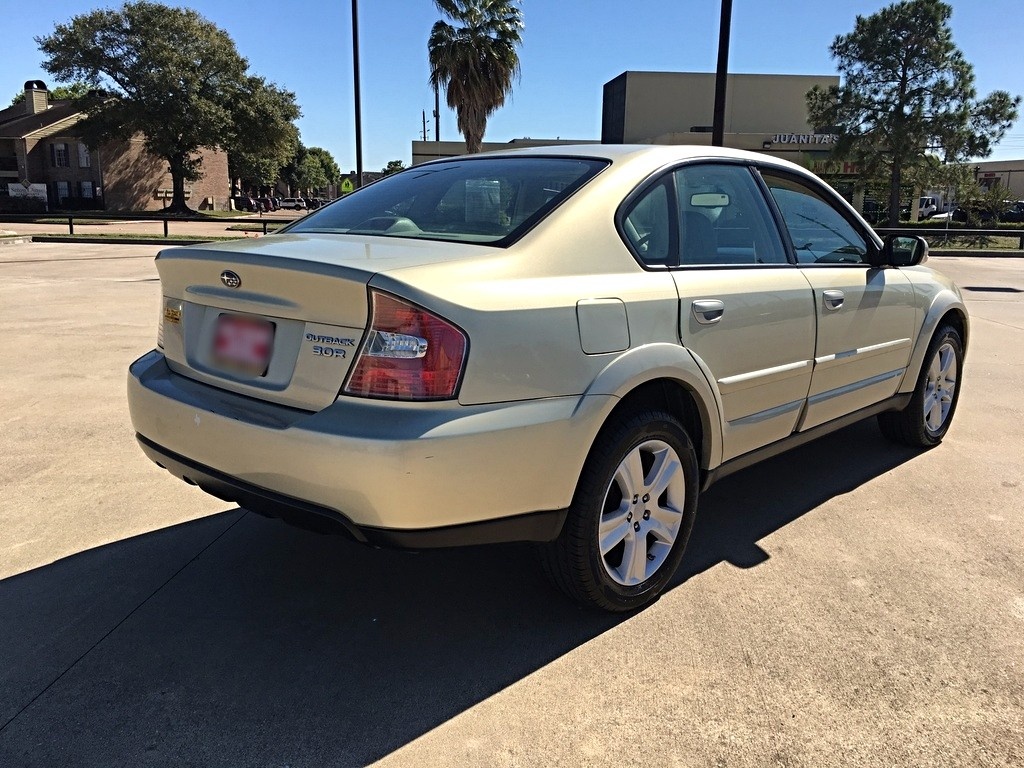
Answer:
[{"left": 5, "top": 1, "right": 1023, "bottom": 171}]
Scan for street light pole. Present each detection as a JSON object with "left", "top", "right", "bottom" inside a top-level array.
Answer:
[
  {"left": 711, "top": 0, "right": 733, "bottom": 148},
  {"left": 352, "top": 0, "right": 364, "bottom": 188}
]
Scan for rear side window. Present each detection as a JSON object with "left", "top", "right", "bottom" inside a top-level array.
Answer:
[
  {"left": 286, "top": 157, "right": 607, "bottom": 245},
  {"left": 673, "top": 164, "right": 787, "bottom": 265},
  {"left": 621, "top": 163, "right": 787, "bottom": 267},
  {"left": 622, "top": 179, "right": 672, "bottom": 265}
]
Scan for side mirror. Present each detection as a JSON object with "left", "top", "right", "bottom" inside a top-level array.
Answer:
[{"left": 879, "top": 234, "right": 928, "bottom": 267}]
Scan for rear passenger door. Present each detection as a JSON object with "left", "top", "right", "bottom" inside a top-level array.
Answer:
[
  {"left": 759, "top": 170, "right": 917, "bottom": 431},
  {"left": 623, "top": 163, "right": 816, "bottom": 462}
]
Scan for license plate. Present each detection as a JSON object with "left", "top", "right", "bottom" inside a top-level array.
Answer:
[{"left": 213, "top": 314, "right": 274, "bottom": 376}]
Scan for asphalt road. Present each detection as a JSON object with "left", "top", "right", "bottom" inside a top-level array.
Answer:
[{"left": 0, "top": 243, "right": 1021, "bottom": 767}]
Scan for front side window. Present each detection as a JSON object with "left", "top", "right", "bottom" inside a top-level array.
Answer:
[
  {"left": 78, "top": 143, "right": 91, "bottom": 168},
  {"left": 55, "top": 181, "right": 70, "bottom": 201},
  {"left": 286, "top": 157, "right": 607, "bottom": 245},
  {"left": 761, "top": 172, "right": 869, "bottom": 265}
]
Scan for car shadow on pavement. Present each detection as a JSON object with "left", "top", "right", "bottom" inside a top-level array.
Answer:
[
  {"left": 677, "top": 419, "right": 920, "bottom": 581},
  {"left": 0, "top": 421, "right": 920, "bottom": 766}
]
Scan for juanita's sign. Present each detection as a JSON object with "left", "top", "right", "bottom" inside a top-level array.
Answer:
[{"left": 771, "top": 133, "right": 838, "bottom": 145}]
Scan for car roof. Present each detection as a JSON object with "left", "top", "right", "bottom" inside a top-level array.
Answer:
[{"left": 426, "top": 142, "right": 813, "bottom": 177}]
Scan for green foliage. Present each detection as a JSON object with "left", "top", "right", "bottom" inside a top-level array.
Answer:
[
  {"left": 226, "top": 76, "right": 301, "bottom": 189},
  {"left": 428, "top": 0, "right": 523, "bottom": 153},
  {"left": 807, "top": 0, "right": 1019, "bottom": 227},
  {"left": 9, "top": 82, "right": 90, "bottom": 106},
  {"left": 381, "top": 159, "right": 407, "bottom": 176},
  {"left": 36, "top": 1, "right": 298, "bottom": 214},
  {"left": 281, "top": 144, "right": 341, "bottom": 195},
  {"left": 305, "top": 147, "right": 341, "bottom": 186}
]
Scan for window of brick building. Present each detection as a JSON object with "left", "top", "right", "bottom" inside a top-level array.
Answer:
[
  {"left": 78, "top": 143, "right": 91, "bottom": 168},
  {"left": 80, "top": 181, "right": 94, "bottom": 198},
  {"left": 51, "top": 143, "right": 70, "bottom": 168}
]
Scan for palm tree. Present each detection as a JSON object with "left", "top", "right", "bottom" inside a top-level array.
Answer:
[{"left": 428, "top": 0, "right": 523, "bottom": 154}]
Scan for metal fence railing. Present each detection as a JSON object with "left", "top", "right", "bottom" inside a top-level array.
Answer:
[
  {"left": 0, "top": 211, "right": 283, "bottom": 237},
  {"left": 875, "top": 227, "right": 1024, "bottom": 250}
]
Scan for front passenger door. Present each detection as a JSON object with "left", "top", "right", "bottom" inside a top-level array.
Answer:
[{"left": 760, "top": 171, "right": 917, "bottom": 431}]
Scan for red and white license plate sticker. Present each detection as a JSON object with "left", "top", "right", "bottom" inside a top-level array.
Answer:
[{"left": 213, "top": 314, "right": 274, "bottom": 376}]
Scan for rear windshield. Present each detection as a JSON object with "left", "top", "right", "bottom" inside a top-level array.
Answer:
[{"left": 284, "top": 156, "right": 607, "bottom": 245}]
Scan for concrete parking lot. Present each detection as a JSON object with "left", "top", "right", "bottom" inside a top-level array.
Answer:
[{"left": 0, "top": 242, "right": 1021, "bottom": 767}]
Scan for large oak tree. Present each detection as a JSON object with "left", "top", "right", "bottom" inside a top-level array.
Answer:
[
  {"left": 38, "top": 1, "right": 299, "bottom": 213},
  {"left": 807, "top": 0, "right": 1019, "bottom": 226}
]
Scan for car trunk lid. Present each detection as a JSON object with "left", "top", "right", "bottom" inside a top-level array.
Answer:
[{"left": 155, "top": 233, "right": 484, "bottom": 411}]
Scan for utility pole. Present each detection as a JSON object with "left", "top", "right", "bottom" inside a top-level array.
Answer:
[
  {"left": 352, "top": 0, "right": 364, "bottom": 187},
  {"left": 422, "top": 109, "right": 428, "bottom": 141},
  {"left": 434, "top": 84, "right": 440, "bottom": 142},
  {"left": 712, "top": 0, "right": 733, "bottom": 148}
]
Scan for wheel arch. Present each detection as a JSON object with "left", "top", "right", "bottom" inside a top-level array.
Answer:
[
  {"left": 899, "top": 291, "right": 970, "bottom": 394},
  {"left": 581, "top": 344, "right": 724, "bottom": 472}
]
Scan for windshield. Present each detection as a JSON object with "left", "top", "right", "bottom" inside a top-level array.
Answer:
[{"left": 284, "top": 156, "right": 607, "bottom": 245}]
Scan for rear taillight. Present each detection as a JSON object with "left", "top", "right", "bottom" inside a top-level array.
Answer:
[{"left": 343, "top": 290, "right": 467, "bottom": 401}]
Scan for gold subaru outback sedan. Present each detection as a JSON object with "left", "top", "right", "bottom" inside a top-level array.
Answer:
[{"left": 128, "top": 145, "right": 967, "bottom": 611}]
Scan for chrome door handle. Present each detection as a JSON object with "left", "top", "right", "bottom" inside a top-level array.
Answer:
[
  {"left": 823, "top": 290, "right": 845, "bottom": 310},
  {"left": 692, "top": 299, "right": 725, "bottom": 325}
]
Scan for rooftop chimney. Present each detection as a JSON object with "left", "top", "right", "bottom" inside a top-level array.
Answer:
[{"left": 24, "top": 80, "right": 48, "bottom": 115}]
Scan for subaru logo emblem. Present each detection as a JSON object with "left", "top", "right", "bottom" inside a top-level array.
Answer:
[{"left": 220, "top": 270, "right": 241, "bottom": 289}]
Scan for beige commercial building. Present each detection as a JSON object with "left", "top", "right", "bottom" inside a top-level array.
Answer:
[
  {"left": 973, "top": 159, "right": 1024, "bottom": 199},
  {"left": 601, "top": 71, "right": 841, "bottom": 158}
]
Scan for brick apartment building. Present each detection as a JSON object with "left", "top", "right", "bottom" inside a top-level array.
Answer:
[{"left": 0, "top": 80, "right": 230, "bottom": 212}]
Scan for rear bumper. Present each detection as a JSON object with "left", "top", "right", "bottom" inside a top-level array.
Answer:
[
  {"left": 136, "top": 434, "right": 567, "bottom": 547},
  {"left": 128, "top": 351, "right": 611, "bottom": 542}
]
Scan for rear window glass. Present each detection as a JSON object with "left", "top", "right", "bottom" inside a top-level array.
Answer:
[{"left": 285, "top": 157, "right": 607, "bottom": 244}]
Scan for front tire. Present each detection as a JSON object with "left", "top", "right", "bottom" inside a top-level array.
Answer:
[
  {"left": 540, "top": 409, "right": 698, "bottom": 612},
  {"left": 878, "top": 324, "right": 963, "bottom": 447}
]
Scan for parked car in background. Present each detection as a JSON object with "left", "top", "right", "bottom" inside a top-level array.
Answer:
[
  {"left": 281, "top": 198, "right": 307, "bottom": 210},
  {"left": 232, "top": 195, "right": 258, "bottom": 213},
  {"left": 918, "top": 196, "right": 938, "bottom": 219},
  {"left": 933, "top": 200, "right": 1023, "bottom": 224},
  {"left": 1002, "top": 200, "right": 1024, "bottom": 223},
  {"left": 129, "top": 145, "right": 968, "bottom": 612}
]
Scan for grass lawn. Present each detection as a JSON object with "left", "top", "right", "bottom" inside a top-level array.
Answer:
[
  {"left": 926, "top": 234, "right": 1024, "bottom": 250},
  {"left": 30, "top": 216, "right": 120, "bottom": 225}
]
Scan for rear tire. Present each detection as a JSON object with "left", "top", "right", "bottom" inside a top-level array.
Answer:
[
  {"left": 540, "top": 409, "right": 698, "bottom": 612},
  {"left": 878, "top": 324, "right": 963, "bottom": 447}
]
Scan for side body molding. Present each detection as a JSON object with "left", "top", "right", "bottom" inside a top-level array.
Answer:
[{"left": 581, "top": 343, "right": 726, "bottom": 470}]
